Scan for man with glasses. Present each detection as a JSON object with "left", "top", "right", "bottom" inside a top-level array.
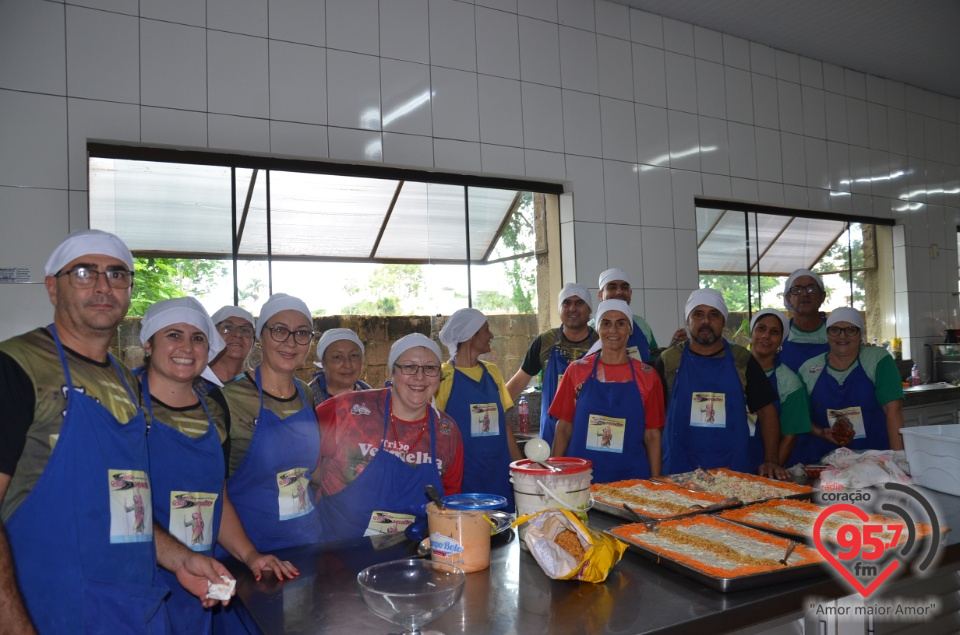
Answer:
[
  {"left": 788, "top": 307, "right": 905, "bottom": 466},
  {"left": 505, "top": 283, "right": 599, "bottom": 446},
  {"left": 0, "top": 229, "right": 233, "bottom": 632},
  {"left": 780, "top": 268, "right": 830, "bottom": 372},
  {"left": 209, "top": 306, "right": 256, "bottom": 384}
]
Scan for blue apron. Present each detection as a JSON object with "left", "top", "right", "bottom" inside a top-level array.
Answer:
[
  {"left": 778, "top": 320, "right": 830, "bottom": 372},
  {"left": 317, "top": 391, "right": 443, "bottom": 543},
  {"left": 748, "top": 366, "right": 781, "bottom": 470},
  {"left": 223, "top": 367, "right": 322, "bottom": 552},
  {"left": 789, "top": 357, "right": 889, "bottom": 466},
  {"left": 663, "top": 342, "right": 751, "bottom": 474},
  {"left": 539, "top": 327, "right": 595, "bottom": 447},
  {"left": 627, "top": 320, "right": 652, "bottom": 363},
  {"left": 567, "top": 355, "right": 651, "bottom": 483},
  {"left": 6, "top": 325, "right": 169, "bottom": 634},
  {"left": 445, "top": 362, "right": 514, "bottom": 509},
  {"left": 141, "top": 372, "right": 224, "bottom": 635}
]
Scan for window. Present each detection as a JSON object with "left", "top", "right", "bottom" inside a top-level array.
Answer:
[
  {"left": 695, "top": 198, "right": 895, "bottom": 341},
  {"left": 88, "top": 145, "right": 560, "bottom": 317}
]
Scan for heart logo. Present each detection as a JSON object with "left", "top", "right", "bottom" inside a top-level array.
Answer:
[{"left": 813, "top": 503, "right": 900, "bottom": 597}]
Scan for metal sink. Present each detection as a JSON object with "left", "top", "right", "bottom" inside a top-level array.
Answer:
[{"left": 903, "top": 382, "right": 958, "bottom": 392}]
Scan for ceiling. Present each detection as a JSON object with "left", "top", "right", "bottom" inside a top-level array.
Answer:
[{"left": 614, "top": 0, "right": 960, "bottom": 100}]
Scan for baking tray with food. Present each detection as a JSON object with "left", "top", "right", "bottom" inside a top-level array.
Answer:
[
  {"left": 653, "top": 468, "right": 813, "bottom": 504},
  {"left": 590, "top": 478, "right": 740, "bottom": 523},
  {"left": 607, "top": 515, "right": 826, "bottom": 592},
  {"left": 717, "top": 498, "right": 946, "bottom": 545}
]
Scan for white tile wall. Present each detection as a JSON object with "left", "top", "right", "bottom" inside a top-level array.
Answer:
[{"left": 0, "top": 0, "right": 957, "bottom": 347}]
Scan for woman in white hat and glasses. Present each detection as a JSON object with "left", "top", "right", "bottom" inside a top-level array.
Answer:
[
  {"left": 220, "top": 293, "right": 322, "bottom": 551},
  {"left": 748, "top": 309, "right": 812, "bottom": 467},
  {"left": 209, "top": 306, "right": 256, "bottom": 385},
  {"left": 437, "top": 309, "right": 521, "bottom": 509},
  {"left": 549, "top": 300, "right": 665, "bottom": 482},
  {"left": 315, "top": 334, "right": 463, "bottom": 542},
  {"left": 138, "top": 297, "right": 298, "bottom": 635},
  {"left": 788, "top": 307, "right": 905, "bottom": 466},
  {"left": 308, "top": 328, "right": 371, "bottom": 404}
]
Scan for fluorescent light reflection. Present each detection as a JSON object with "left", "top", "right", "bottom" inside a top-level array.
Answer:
[
  {"left": 839, "top": 170, "right": 906, "bottom": 185},
  {"left": 382, "top": 91, "right": 432, "bottom": 127},
  {"left": 638, "top": 145, "right": 718, "bottom": 171}
]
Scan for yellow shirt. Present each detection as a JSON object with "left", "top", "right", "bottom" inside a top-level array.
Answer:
[{"left": 435, "top": 360, "right": 514, "bottom": 412}]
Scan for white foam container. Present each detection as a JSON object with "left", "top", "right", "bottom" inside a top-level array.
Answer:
[
  {"left": 509, "top": 458, "right": 592, "bottom": 550},
  {"left": 901, "top": 425, "right": 960, "bottom": 495}
]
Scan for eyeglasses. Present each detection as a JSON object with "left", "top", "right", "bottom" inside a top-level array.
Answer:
[
  {"left": 827, "top": 325, "right": 861, "bottom": 336},
  {"left": 394, "top": 363, "right": 441, "bottom": 377},
  {"left": 787, "top": 284, "right": 821, "bottom": 296},
  {"left": 219, "top": 323, "right": 255, "bottom": 338},
  {"left": 264, "top": 325, "right": 314, "bottom": 345},
  {"left": 54, "top": 266, "right": 134, "bottom": 289}
]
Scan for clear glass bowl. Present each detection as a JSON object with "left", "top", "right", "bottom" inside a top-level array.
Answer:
[{"left": 357, "top": 558, "right": 466, "bottom": 635}]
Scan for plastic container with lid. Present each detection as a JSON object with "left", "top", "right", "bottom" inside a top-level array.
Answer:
[
  {"left": 441, "top": 493, "right": 507, "bottom": 510},
  {"left": 509, "top": 458, "right": 593, "bottom": 550},
  {"left": 427, "top": 494, "right": 506, "bottom": 573}
]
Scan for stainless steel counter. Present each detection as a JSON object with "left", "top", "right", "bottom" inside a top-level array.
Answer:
[{"left": 223, "top": 486, "right": 960, "bottom": 634}]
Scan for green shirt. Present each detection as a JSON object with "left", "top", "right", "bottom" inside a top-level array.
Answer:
[
  {"left": 768, "top": 364, "right": 812, "bottom": 435},
  {"left": 797, "top": 346, "right": 905, "bottom": 406}
]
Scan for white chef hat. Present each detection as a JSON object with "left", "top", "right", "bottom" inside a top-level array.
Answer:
[
  {"left": 783, "top": 268, "right": 825, "bottom": 308},
  {"left": 388, "top": 333, "right": 442, "bottom": 370},
  {"left": 594, "top": 299, "right": 633, "bottom": 332},
  {"left": 749, "top": 308, "right": 789, "bottom": 335},
  {"left": 314, "top": 328, "right": 365, "bottom": 368},
  {"left": 598, "top": 267, "right": 631, "bottom": 289},
  {"left": 255, "top": 293, "right": 312, "bottom": 338},
  {"left": 557, "top": 283, "right": 591, "bottom": 314},
  {"left": 684, "top": 288, "right": 729, "bottom": 321},
  {"left": 211, "top": 305, "right": 255, "bottom": 327},
  {"left": 139, "top": 297, "right": 226, "bottom": 386},
  {"left": 45, "top": 229, "right": 134, "bottom": 276},
  {"left": 826, "top": 307, "right": 864, "bottom": 333},
  {"left": 438, "top": 308, "right": 488, "bottom": 357}
]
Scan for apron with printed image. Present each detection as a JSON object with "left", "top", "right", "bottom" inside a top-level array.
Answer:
[
  {"left": 778, "top": 320, "right": 830, "bottom": 372},
  {"left": 664, "top": 342, "right": 751, "bottom": 474},
  {"left": 142, "top": 372, "right": 224, "bottom": 635},
  {"left": 6, "top": 325, "right": 169, "bottom": 634},
  {"left": 317, "top": 391, "right": 443, "bottom": 543},
  {"left": 446, "top": 363, "right": 513, "bottom": 509},
  {"left": 224, "top": 366, "right": 322, "bottom": 551},
  {"left": 747, "top": 366, "right": 782, "bottom": 470},
  {"left": 540, "top": 327, "right": 594, "bottom": 446},
  {"left": 568, "top": 355, "right": 650, "bottom": 482},
  {"left": 627, "top": 320, "right": 652, "bottom": 363},
  {"left": 789, "top": 359, "right": 888, "bottom": 466}
]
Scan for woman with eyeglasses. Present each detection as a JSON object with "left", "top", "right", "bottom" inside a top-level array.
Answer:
[
  {"left": 137, "top": 297, "right": 298, "bottom": 635},
  {"left": 220, "top": 293, "right": 322, "bottom": 551},
  {"left": 314, "top": 333, "right": 463, "bottom": 543},
  {"left": 747, "top": 309, "right": 812, "bottom": 468},
  {"left": 436, "top": 308, "right": 521, "bottom": 510},
  {"left": 308, "top": 328, "right": 371, "bottom": 403},
  {"left": 208, "top": 306, "right": 256, "bottom": 385},
  {"left": 788, "top": 307, "right": 905, "bottom": 466}
]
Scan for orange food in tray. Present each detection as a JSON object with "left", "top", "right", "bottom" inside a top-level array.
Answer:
[
  {"left": 611, "top": 515, "right": 823, "bottom": 579},
  {"left": 591, "top": 479, "right": 726, "bottom": 519},
  {"left": 663, "top": 468, "right": 812, "bottom": 502}
]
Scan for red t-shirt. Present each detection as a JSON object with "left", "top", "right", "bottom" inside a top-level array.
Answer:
[
  {"left": 548, "top": 357, "right": 665, "bottom": 430},
  {"left": 315, "top": 388, "right": 464, "bottom": 497}
]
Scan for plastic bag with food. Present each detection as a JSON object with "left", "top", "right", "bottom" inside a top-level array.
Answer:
[
  {"left": 820, "top": 448, "right": 912, "bottom": 489},
  {"left": 513, "top": 508, "right": 627, "bottom": 583}
]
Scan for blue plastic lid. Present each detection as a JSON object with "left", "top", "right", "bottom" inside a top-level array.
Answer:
[{"left": 441, "top": 493, "right": 507, "bottom": 510}]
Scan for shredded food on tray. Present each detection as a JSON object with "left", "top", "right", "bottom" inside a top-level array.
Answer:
[
  {"left": 611, "top": 516, "right": 823, "bottom": 578},
  {"left": 718, "top": 498, "right": 940, "bottom": 544},
  {"left": 662, "top": 468, "right": 811, "bottom": 502},
  {"left": 591, "top": 479, "right": 726, "bottom": 518}
]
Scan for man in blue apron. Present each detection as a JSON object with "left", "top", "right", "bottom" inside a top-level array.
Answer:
[
  {"left": 779, "top": 268, "right": 830, "bottom": 372},
  {"left": 505, "top": 283, "right": 599, "bottom": 446},
  {"left": 0, "top": 230, "right": 233, "bottom": 633},
  {"left": 585, "top": 267, "right": 686, "bottom": 362},
  {"left": 655, "top": 289, "right": 789, "bottom": 479}
]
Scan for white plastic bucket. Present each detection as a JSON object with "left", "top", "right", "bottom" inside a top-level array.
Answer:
[{"left": 509, "top": 458, "right": 592, "bottom": 550}]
